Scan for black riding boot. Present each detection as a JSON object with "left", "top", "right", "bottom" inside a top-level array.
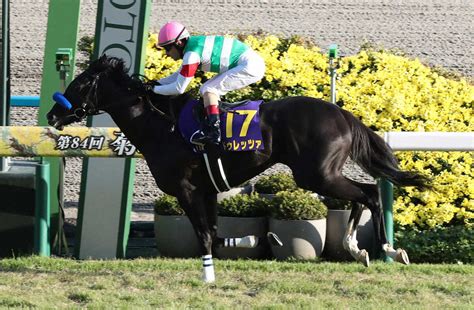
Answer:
[{"left": 191, "top": 114, "right": 221, "bottom": 146}]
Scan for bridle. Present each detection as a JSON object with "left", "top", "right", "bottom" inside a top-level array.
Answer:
[{"left": 72, "top": 72, "right": 104, "bottom": 121}]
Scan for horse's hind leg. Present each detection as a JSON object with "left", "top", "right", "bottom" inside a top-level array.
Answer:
[
  {"left": 354, "top": 182, "right": 410, "bottom": 265},
  {"left": 369, "top": 187, "right": 409, "bottom": 264},
  {"left": 288, "top": 127, "right": 410, "bottom": 265},
  {"left": 342, "top": 203, "right": 370, "bottom": 267},
  {"left": 292, "top": 155, "right": 400, "bottom": 266},
  {"left": 341, "top": 181, "right": 410, "bottom": 265},
  {"left": 292, "top": 166, "right": 375, "bottom": 265}
]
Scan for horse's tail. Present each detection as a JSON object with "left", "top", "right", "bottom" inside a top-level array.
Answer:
[{"left": 340, "top": 109, "right": 431, "bottom": 189}]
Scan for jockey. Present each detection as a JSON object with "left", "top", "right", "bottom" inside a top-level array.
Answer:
[{"left": 152, "top": 21, "right": 266, "bottom": 146}]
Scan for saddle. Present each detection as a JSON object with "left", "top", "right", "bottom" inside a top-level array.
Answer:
[{"left": 178, "top": 99, "right": 265, "bottom": 154}]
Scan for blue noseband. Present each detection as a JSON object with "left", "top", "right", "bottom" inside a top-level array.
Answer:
[{"left": 53, "top": 92, "right": 72, "bottom": 110}]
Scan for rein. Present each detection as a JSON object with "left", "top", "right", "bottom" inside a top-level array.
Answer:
[
  {"left": 70, "top": 71, "right": 176, "bottom": 125},
  {"left": 130, "top": 73, "right": 176, "bottom": 124},
  {"left": 141, "top": 86, "right": 176, "bottom": 124}
]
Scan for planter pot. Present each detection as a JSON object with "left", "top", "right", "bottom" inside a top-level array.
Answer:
[
  {"left": 257, "top": 193, "right": 276, "bottom": 200},
  {"left": 216, "top": 216, "right": 269, "bottom": 259},
  {"left": 154, "top": 214, "right": 200, "bottom": 258},
  {"left": 269, "top": 218, "right": 326, "bottom": 260},
  {"left": 258, "top": 193, "right": 319, "bottom": 199},
  {"left": 323, "top": 209, "right": 375, "bottom": 261},
  {"left": 217, "top": 185, "right": 253, "bottom": 203}
]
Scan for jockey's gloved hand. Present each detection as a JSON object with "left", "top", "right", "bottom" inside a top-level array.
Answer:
[{"left": 145, "top": 80, "right": 161, "bottom": 93}]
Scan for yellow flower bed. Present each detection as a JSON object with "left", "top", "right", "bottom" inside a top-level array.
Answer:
[{"left": 145, "top": 34, "right": 474, "bottom": 228}]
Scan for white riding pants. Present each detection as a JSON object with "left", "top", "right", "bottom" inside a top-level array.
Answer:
[{"left": 199, "top": 49, "right": 265, "bottom": 97}]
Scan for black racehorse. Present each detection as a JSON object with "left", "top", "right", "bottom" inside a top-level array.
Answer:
[{"left": 47, "top": 55, "right": 429, "bottom": 282}]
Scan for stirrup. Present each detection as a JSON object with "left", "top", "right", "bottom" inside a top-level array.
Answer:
[
  {"left": 190, "top": 131, "right": 206, "bottom": 146},
  {"left": 190, "top": 131, "right": 220, "bottom": 146}
]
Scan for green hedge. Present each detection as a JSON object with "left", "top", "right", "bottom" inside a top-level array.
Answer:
[
  {"left": 395, "top": 225, "right": 473, "bottom": 264},
  {"left": 217, "top": 193, "right": 270, "bottom": 217}
]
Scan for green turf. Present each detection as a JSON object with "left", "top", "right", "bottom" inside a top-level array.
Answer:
[{"left": 0, "top": 257, "right": 472, "bottom": 308}]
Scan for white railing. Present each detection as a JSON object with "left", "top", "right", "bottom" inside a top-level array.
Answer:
[
  {"left": 381, "top": 131, "right": 473, "bottom": 257},
  {"left": 385, "top": 132, "right": 474, "bottom": 151}
]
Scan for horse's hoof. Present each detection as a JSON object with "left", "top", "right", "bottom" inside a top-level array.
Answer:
[
  {"left": 358, "top": 249, "right": 370, "bottom": 267},
  {"left": 395, "top": 248, "right": 410, "bottom": 265},
  {"left": 267, "top": 232, "right": 283, "bottom": 247}
]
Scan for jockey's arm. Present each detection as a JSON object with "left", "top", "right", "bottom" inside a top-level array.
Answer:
[
  {"left": 153, "top": 52, "right": 200, "bottom": 95},
  {"left": 157, "top": 71, "right": 180, "bottom": 85}
]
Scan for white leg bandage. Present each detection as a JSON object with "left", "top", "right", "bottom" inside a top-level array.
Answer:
[
  {"left": 202, "top": 254, "right": 215, "bottom": 283},
  {"left": 382, "top": 244, "right": 398, "bottom": 259},
  {"left": 383, "top": 243, "right": 410, "bottom": 264},
  {"left": 343, "top": 220, "right": 360, "bottom": 254},
  {"left": 224, "top": 236, "right": 258, "bottom": 248},
  {"left": 343, "top": 232, "right": 360, "bottom": 255},
  {"left": 343, "top": 220, "right": 370, "bottom": 267}
]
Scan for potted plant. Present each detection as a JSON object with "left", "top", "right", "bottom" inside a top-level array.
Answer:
[
  {"left": 216, "top": 182, "right": 253, "bottom": 203},
  {"left": 154, "top": 194, "right": 200, "bottom": 258},
  {"left": 268, "top": 189, "right": 328, "bottom": 260},
  {"left": 254, "top": 172, "right": 298, "bottom": 197},
  {"left": 322, "top": 197, "right": 375, "bottom": 261},
  {"left": 216, "top": 193, "right": 271, "bottom": 259}
]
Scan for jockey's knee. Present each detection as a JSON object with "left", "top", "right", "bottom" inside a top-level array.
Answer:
[
  {"left": 202, "top": 92, "right": 219, "bottom": 107},
  {"left": 252, "top": 60, "right": 265, "bottom": 80},
  {"left": 243, "top": 50, "right": 266, "bottom": 80}
]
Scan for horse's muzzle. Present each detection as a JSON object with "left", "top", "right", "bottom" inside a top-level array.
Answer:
[{"left": 46, "top": 112, "right": 64, "bottom": 130}]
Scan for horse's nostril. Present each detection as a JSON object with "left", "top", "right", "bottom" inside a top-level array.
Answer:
[{"left": 46, "top": 113, "right": 57, "bottom": 125}]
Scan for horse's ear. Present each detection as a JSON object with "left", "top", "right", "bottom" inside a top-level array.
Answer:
[{"left": 99, "top": 53, "right": 108, "bottom": 62}]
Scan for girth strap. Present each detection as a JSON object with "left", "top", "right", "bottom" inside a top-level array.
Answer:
[{"left": 203, "top": 153, "right": 231, "bottom": 193}]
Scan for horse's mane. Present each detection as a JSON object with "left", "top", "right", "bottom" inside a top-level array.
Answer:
[
  {"left": 89, "top": 55, "right": 128, "bottom": 77},
  {"left": 88, "top": 55, "right": 147, "bottom": 92}
]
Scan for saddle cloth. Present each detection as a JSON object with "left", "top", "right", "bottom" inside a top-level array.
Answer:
[{"left": 178, "top": 99, "right": 264, "bottom": 153}]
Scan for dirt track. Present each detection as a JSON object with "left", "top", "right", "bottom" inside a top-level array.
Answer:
[
  {"left": 8, "top": 0, "right": 474, "bottom": 220},
  {"left": 9, "top": 0, "right": 473, "bottom": 97}
]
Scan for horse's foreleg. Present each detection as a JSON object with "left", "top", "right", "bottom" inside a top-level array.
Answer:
[
  {"left": 204, "top": 193, "right": 219, "bottom": 248},
  {"left": 342, "top": 203, "right": 370, "bottom": 267},
  {"left": 201, "top": 254, "right": 215, "bottom": 283},
  {"left": 178, "top": 191, "right": 216, "bottom": 283},
  {"left": 203, "top": 194, "right": 260, "bottom": 250}
]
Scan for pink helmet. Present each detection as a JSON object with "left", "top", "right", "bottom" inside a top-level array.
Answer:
[{"left": 158, "top": 21, "right": 190, "bottom": 47}]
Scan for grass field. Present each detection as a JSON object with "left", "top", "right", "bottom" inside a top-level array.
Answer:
[{"left": 0, "top": 257, "right": 472, "bottom": 308}]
